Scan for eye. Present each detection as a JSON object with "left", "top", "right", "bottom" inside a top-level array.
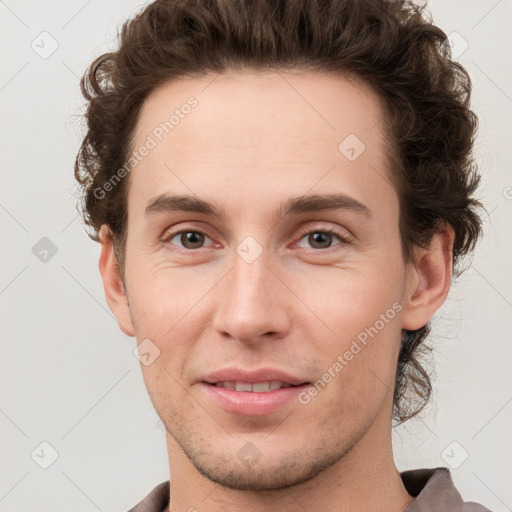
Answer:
[
  {"left": 163, "top": 229, "right": 214, "bottom": 251},
  {"left": 294, "top": 227, "right": 352, "bottom": 250},
  {"left": 162, "top": 226, "right": 353, "bottom": 253}
]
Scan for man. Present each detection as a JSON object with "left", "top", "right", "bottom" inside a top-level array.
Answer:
[{"left": 74, "top": 0, "right": 489, "bottom": 510}]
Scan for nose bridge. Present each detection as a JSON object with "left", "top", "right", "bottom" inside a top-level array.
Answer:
[
  {"left": 213, "top": 242, "right": 288, "bottom": 342},
  {"left": 232, "top": 247, "right": 273, "bottom": 302}
]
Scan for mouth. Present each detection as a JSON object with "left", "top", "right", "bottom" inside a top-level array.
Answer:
[
  {"left": 203, "top": 380, "right": 308, "bottom": 392},
  {"left": 200, "top": 381, "right": 312, "bottom": 416}
]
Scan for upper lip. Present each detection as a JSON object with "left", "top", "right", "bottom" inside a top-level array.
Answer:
[{"left": 201, "top": 368, "right": 309, "bottom": 386}]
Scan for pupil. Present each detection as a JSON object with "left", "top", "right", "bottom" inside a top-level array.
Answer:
[
  {"left": 310, "top": 232, "right": 331, "bottom": 248},
  {"left": 183, "top": 231, "right": 203, "bottom": 248}
]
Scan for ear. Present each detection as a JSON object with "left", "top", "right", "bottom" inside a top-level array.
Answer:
[
  {"left": 401, "top": 223, "right": 455, "bottom": 331},
  {"left": 98, "top": 225, "right": 135, "bottom": 337}
]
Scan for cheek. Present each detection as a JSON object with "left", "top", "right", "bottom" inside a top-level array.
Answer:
[
  {"left": 126, "top": 261, "right": 211, "bottom": 381},
  {"left": 126, "top": 259, "right": 205, "bottom": 336},
  {"left": 299, "top": 253, "right": 404, "bottom": 337},
  {"left": 301, "top": 257, "right": 404, "bottom": 405}
]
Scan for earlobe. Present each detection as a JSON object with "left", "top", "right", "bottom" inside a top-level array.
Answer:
[
  {"left": 98, "top": 225, "right": 135, "bottom": 337},
  {"left": 401, "top": 224, "right": 455, "bottom": 331}
]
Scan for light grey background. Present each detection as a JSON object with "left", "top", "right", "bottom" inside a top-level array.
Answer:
[{"left": 1, "top": 1, "right": 511, "bottom": 510}]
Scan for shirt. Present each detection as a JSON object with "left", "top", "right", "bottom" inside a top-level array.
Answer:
[{"left": 127, "top": 467, "right": 492, "bottom": 511}]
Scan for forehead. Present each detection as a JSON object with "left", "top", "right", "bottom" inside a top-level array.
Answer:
[{"left": 128, "top": 69, "right": 394, "bottom": 216}]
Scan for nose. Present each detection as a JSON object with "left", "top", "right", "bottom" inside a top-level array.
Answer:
[{"left": 212, "top": 249, "right": 291, "bottom": 345}]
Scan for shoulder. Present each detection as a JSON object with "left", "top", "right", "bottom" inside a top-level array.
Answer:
[
  {"left": 401, "top": 467, "right": 493, "bottom": 512},
  {"left": 127, "top": 480, "right": 170, "bottom": 512}
]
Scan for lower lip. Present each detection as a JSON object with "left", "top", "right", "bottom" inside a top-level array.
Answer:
[{"left": 200, "top": 382, "right": 310, "bottom": 416}]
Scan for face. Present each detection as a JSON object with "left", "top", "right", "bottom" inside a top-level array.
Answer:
[{"left": 100, "top": 69, "right": 448, "bottom": 492}]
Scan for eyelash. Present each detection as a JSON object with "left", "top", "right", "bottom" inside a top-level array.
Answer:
[
  {"left": 162, "top": 225, "right": 353, "bottom": 253},
  {"left": 294, "top": 226, "right": 353, "bottom": 249}
]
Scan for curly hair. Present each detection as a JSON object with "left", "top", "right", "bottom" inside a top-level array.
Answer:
[{"left": 74, "top": 0, "right": 484, "bottom": 424}]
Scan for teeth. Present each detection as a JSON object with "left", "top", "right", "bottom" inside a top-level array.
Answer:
[
  {"left": 218, "top": 381, "right": 236, "bottom": 390},
  {"left": 215, "top": 381, "right": 292, "bottom": 392},
  {"left": 235, "top": 382, "right": 252, "bottom": 392},
  {"left": 252, "top": 382, "right": 270, "bottom": 392},
  {"left": 269, "top": 381, "right": 284, "bottom": 391}
]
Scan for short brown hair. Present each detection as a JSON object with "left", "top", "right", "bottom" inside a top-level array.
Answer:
[{"left": 74, "top": 0, "right": 484, "bottom": 424}]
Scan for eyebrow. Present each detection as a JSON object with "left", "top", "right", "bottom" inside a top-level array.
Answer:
[{"left": 144, "top": 192, "right": 372, "bottom": 220}]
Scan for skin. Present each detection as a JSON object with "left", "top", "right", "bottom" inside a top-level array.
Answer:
[{"left": 99, "top": 69, "right": 454, "bottom": 512}]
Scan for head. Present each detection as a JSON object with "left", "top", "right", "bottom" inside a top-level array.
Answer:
[{"left": 75, "top": 0, "right": 483, "bottom": 491}]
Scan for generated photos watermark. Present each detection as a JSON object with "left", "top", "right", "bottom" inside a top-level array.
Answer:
[{"left": 298, "top": 301, "right": 403, "bottom": 405}]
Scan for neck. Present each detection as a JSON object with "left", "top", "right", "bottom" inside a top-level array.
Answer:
[{"left": 165, "top": 406, "right": 414, "bottom": 512}]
